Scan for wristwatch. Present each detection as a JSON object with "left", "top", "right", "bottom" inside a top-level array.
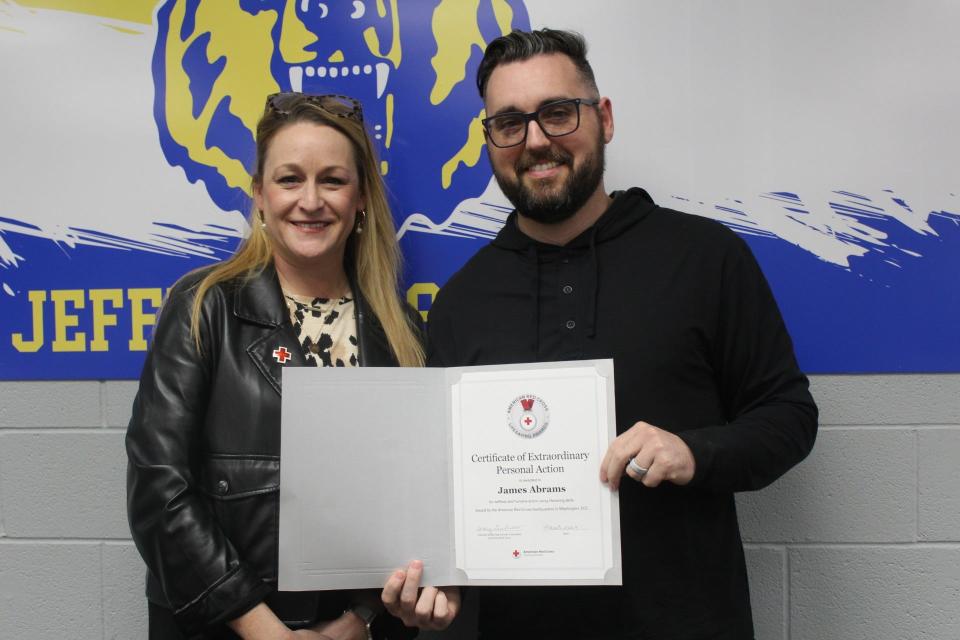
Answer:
[{"left": 348, "top": 604, "right": 376, "bottom": 640}]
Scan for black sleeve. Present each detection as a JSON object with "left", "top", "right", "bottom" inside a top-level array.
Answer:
[
  {"left": 678, "top": 235, "right": 818, "bottom": 492},
  {"left": 125, "top": 278, "right": 271, "bottom": 633}
]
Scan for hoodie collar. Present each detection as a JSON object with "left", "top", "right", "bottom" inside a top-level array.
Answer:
[
  {"left": 490, "top": 187, "right": 657, "bottom": 343},
  {"left": 491, "top": 187, "right": 656, "bottom": 252}
]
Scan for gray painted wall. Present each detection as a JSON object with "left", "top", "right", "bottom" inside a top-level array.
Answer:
[{"left": 1, "top": 375, "right": 958, "bottom": 639}]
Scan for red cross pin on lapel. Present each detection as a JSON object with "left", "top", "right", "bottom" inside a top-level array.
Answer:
[{"left": 273, "top": 346, "right": 292, "bottom": 364}]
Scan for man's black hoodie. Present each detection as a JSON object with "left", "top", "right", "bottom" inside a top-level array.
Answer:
[{"left": 428, "top": 188, "right": 817, "bottom": 639}]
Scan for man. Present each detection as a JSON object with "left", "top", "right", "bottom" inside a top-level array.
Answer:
[{"left": 383, "top": 28, "right": 817, "bottom": 639}]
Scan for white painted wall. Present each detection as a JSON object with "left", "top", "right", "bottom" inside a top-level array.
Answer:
[{"left": 1, "top": 375, "right": 958, "bottom": 639}]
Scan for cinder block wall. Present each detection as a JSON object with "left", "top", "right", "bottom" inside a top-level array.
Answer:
[
  {"left": 2, "top": 376, "right": 958, "bottom": 639},
  {"left": 0, "top": 380, "right": 145, "bottom": 639}
]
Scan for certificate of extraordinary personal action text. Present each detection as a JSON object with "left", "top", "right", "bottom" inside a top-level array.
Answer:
[
  {"left": 451, "top": 365, "right": 618, "bottom": 582},
  {"left": 279, "top": 359, "right": 621, "bottom": 590}
]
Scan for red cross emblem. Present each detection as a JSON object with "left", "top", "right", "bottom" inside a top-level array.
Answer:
[
  {"left": 512, "top": 549, "right": 520, "bottom": 558},
  {"left": 273, "top": 346, "right": 292, "bottom": 364},
  {"left": 523, "top": 416, "right": 533, "bottom": 426}
]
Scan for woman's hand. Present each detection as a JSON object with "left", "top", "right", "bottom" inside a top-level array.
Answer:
[
  {"left": 309, "top": 610, "right": 368, "bottom": 640},
  {"left": 381, "top": 560, "right": 460, "bottom": 630},
  {"left": 291, "top": 631, "right": 334, "bottom": 640},
  {"left": 229, "top": 603, "right": 322, "bottom": 640}
]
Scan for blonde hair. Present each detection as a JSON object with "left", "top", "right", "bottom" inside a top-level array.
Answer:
[{"left": 187, "top": 95, "right": 424, "bottom": 367}]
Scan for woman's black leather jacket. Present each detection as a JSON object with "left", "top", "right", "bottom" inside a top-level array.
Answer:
[{"left": 126, "top": 264, "right": 414, "bottom": 637}]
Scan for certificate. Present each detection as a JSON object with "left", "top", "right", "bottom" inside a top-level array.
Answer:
[{"left": 279, "top": 360, "right": 621, "bottom": 590}]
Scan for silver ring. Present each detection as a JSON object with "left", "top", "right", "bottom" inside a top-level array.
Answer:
[{"left": 627, "top": 458, "right": 648, "bottom": 478}]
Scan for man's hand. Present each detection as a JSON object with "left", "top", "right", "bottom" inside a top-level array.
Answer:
[
  {"left": 600, "top": 421, "right": 695, "bottom": 490},
  {"left": 381, "top": 560, "right": 460, "bottom": 630}
]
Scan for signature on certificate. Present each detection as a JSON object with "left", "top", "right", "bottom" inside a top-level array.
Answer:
[
  {"left": 476, "top": 524, "right": 522, "bottom": 540},
  {"left": 543, "top": 524, "right": 586, "bottom": 534}
]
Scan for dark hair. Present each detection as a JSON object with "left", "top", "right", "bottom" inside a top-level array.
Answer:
[{"left": 476, "top": 28, "right": 599, "bottom": 98}]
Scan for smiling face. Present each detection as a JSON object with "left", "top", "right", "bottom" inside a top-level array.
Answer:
[
  {"left": 483, "top": 53, "right": 614, "bottom": 225},
  {"left": 253, "top": 121, "right": 364, "bottom": 293}
]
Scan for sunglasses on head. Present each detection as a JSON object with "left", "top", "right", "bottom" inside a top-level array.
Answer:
[{"left": 264, "top": 92, "right": 364, "bottom": 122}]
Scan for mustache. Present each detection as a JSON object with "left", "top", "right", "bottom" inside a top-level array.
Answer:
[{"left": 516, "top": 148, "right": 572, "bottom": 173}]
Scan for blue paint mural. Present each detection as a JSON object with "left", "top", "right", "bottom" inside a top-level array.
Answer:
[{"left": 0, "top": 1, "right": 956, "bottom": 378}]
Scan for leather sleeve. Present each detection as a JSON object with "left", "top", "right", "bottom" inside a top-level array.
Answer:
[{"left": 125, "top": 276, "right": 271, "bottom": 634}]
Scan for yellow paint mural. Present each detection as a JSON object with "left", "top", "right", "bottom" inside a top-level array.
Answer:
[
  {"left": 103, "top": 23, "right": 143, "bottom": 34},
  {"left": 363, "top": 0, "right": 400, "bottom": 65},
  {"left": 441, "top": 111, "right": 486, "bottom": 189},
  {"left": 164, "top": 0, "right": 279, "bottom": 194},
  {"left": 279, "top": 0, "right": 316, "bottom": 64},
  {"left": 11, "top": 0, "right": 155, "bottom": 24},
  {"left": 3, "top": 0, "right": 538, "bottom": 378},
  {"left": 385, "top": 92, "right": 395, "bottom": 148},
  {"left": 430, "top": 0, "right": 515, "bottom": 187},
  {"left": 429, "top": 0, "right": 484, "bottom": 106},
  {"left": 491, "top": 0, "right": 514, "bottom": 34},
  {"left": 430, "top": 0, "right": 512, "bottom": 105}
]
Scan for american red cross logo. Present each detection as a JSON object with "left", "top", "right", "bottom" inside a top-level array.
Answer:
[
  {"left": 273, "top": 346, "right": 292, "bottom": 364},
  {"left": 523, "top": 416, "right": 533, "bottom": 426},
  {"left": 512, "top": 549, "right": 520, "bottom": 558}
]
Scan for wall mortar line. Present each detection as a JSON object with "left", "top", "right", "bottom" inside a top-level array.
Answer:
[
  {"left": 784, "top": 546, "right": 791, "bottom": 640},
  {"left": 99, "top": 380, "right": 106, "bottom": 429},
  {"left": 99, "top": 542, "right": 106, "bottom": 640},
  {"left": 0, "top": 427, "right": 127, "bottom": 435},
  {"left": 915, "top": 428, "right": 921, "bottom": 542},
  {"left": 0, "top": 450, "right": 6, "bottom": 538}
]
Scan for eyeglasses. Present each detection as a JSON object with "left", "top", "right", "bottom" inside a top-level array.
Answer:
[
  {"left": 481, "top": 98, "right": 600, "bottom": 148},
  {"left": 264, "top": 92, "right": 364, "bottom": 122}
]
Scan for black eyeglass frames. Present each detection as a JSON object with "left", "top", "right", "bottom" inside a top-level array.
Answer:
[{"left": 481, "top": 98, "right": 600, "bottom": 148}]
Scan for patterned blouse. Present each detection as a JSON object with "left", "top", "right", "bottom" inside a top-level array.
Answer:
[{"left": 283, "top": 291, "right": 359, "bottom": 367}]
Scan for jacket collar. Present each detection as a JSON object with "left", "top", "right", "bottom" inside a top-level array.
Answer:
[
  {"left": 233, "top": 263, "right": 288, "bottom": 328},
  {"left": 232, "top": 262, "right": 399, "bottom": 382},
  {"left": 234, "top": 265, "right": 308, "bottom": 393}
]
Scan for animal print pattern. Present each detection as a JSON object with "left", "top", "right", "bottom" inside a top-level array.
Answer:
[{"left": 284, "top": 292, "right": 358, "bottom": 367}]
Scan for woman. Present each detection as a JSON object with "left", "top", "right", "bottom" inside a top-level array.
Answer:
[{"left": 126, "top": 93, "right": 423, "bottom": 639}]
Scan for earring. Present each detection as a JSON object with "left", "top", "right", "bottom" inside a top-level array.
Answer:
[
  {"left": 258, "top": 210, "right": 266, "bottom": 230},
  {"left": 356, "top": 209, "right": 367, "bottom": 234}
]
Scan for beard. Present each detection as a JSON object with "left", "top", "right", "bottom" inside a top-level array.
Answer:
[{"left": 492, "top": 131, "right": 606, "bottom": 225}]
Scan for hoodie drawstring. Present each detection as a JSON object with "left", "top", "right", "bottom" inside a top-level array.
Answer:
[
  {"left": 527, "top": 245, "right": 541, "bottom": 358},
  {"left": 586, "top": 224, "right": 600, "bottom": 338}
]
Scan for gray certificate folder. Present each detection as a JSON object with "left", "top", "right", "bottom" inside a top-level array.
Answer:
[{"left": 279, "top": 360, "right": 621, "bottom": 591}]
